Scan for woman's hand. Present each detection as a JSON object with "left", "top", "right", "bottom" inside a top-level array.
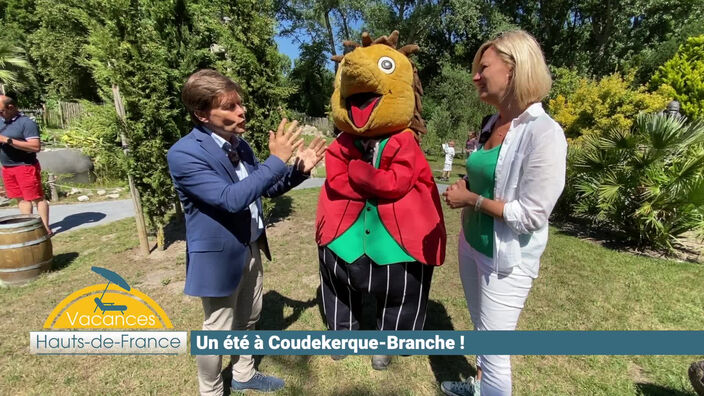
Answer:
[{"left": 442, "top": 179, "right": 476, "bottom": 209}]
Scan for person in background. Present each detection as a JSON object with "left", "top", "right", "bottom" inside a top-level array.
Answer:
[
  {"left": 465, "top": 131, "right": 478, "bottom": 159},
  {"left": 0, "top": 93, "right": 51, "bottom": 235},
  {"left": 440, "top": 30, "right": 567, "bottom": 396},
  {"left": 441, "top": 140, "right": 456, "bottom": 181}
]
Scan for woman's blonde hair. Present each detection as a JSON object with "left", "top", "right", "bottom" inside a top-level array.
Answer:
[{"left": 472, "top": 30, "right": 551, "bottom": 110}]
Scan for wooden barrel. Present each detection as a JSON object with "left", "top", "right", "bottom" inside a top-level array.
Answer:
[{"left": 0, "top": 214, "right": 53, "bottom": 285}]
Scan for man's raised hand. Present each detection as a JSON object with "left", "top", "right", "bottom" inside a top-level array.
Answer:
[{"left": 269, "top": 118, "right": 304, "bottom": 163}]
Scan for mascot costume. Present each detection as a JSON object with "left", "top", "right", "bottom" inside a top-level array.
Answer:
[{"left": 315, "top": 31, "right": 446, "bottom": 370}]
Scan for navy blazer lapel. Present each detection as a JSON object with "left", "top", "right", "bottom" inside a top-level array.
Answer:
[{"left": 193, "top": 127, "right": 238, "bottom": 182}]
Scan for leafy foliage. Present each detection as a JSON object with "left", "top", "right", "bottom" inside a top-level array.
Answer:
[
  {"left": 29, "top": 0, "right": 98, "bottom": 100},
  {"left": 78, "top": 0, "right": 288, "bottom": 234},
  {"left": 422, "top": 60, "right": 491, "bottom": 155},
  {"left": 629, "top": 19, "right": 704, "bottom": 85},
  {"left": 547, "top": 66, "right": 581, "bottom": 103},
  {"left": 490, "top": 0, "right": 704, "bottom": 76},
  {"left": 60, "top": 102, "right": 126, "bottom": 181},
  {"left": 548, "top": 73, "right": 669, "bottom": 140},
  {"left": 561, "top": 113, "right": 704, "bottom": 251},
  {"left": 0, "top": 42, "right": 30, "bottom": 89},
  {"left": 650, "top": 34, "right": 704, "bottom": 120}
]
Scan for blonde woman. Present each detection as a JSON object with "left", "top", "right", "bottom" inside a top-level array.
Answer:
[{"left": 440, "top": 31, "right": 567, "bottom": 396}]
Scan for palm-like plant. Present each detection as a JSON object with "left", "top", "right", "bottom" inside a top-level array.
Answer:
[
  {"left": 567, "top": 113, "right": 704, "bottom": 251},
  {"left": 0, "top": 42, "right": 30, "bottom": 90}
]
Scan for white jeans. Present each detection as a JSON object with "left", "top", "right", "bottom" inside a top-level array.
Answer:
[{"left": 458, "top": 231, "right": 534, "bottom": 396}]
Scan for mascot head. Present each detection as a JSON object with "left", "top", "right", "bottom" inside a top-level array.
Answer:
[{"left": 331, "top": 31, "right": 426, "bottom": 138}]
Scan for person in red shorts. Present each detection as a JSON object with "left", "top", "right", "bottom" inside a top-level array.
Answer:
[{"left": 0, "top": 93, "right": 51, "bottom": 235}]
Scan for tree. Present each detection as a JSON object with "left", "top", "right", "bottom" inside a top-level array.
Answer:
[
  {"left": 650, "top": 34, "right": 704, "bottom": 120},
  {"left": 29, "top": 0, "right": 99, "bottom": 100},
  {"left": 492, "top": 0, "right": 704, "bottom": 77},
  {"left": 629, "top": 19, "right": 704, "bottom": 85},
  {"left": 0, "top": 0, "right": 42, "bottom": 104},
  {"left": 423, "top": 59, "right": 491, "bottom": 154},
  {"left": 80, "top": 0, "right": 289, "bottom": 249},
  {"left": 82, "top": 0, "right": 183, "bottom": 248},
  {"left": 286, "top": 40, "right": 335, "bottom": 117},
  {"left": 276, "top": 0, "right": 363, "bottom": 64},
  {"left": 0, "top": 0, "right": 39, "bottom": 43}
]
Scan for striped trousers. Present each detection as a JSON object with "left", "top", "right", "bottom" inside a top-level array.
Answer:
[{"left": 318, "top": 246, "right": 434, "bottom": 331}]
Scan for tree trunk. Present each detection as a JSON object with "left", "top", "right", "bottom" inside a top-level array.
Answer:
[
  {"left": 324, "top": 9, "right": 338, "bottom": 71},
  {"left": 112, "top": 84, "right": 151, "bottom": 255},
  {"left": 157, "top": 224, "right": 165, "bottom": 251},
  {"left": 338, "top": 9, "right": 351, "bottom": 41}
]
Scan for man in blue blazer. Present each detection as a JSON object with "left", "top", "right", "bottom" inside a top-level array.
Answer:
[{"left": 167, "top": 69, "right": 325, "bottom": 395}]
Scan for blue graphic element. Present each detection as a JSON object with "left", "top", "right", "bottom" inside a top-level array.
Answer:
[
  {"left": 190, "top": 330, "right": 704, "bottom": 356},
  {"left": 93, "top": 297, "right": 127, "bottom": 314},
  {"left": 91, "top": 266, "right": 130, "bottom": 314}
]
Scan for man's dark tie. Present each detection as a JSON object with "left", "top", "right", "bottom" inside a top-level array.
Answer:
[{"left": 226, "top": 147, "right": 239, "bottom": 166}]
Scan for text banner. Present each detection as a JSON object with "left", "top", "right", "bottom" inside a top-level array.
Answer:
[{"left": 191, "top": 330, "right": 704, "bottom": 355}]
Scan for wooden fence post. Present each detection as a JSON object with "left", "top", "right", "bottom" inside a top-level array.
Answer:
[
  {"left": 41, "top": 103, "right": 48, "bottom": 128},
  {"left": 58, "top": 101, "right": 65, "bottom": 129},
  {"left": 47, "top": 173, "right": 59, "bottom": 202}
]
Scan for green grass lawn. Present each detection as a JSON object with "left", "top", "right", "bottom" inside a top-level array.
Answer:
[{"left": 1, "top": 188, "right": 702, "bottom": 395}]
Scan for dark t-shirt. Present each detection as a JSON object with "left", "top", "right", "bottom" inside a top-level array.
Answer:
[{"left": 0, "top": 114, "right": 39, "bottom": 166}]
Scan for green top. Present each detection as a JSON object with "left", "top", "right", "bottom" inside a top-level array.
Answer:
[
  {"left": 463, "top": 144, "right": 501, "bottom": 258},
  {"left": 327, "top": 138, "right": 415, "bottom": 265}
]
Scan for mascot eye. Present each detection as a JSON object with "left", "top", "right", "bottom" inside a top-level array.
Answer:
[{"left": 378, "top": 57, "right": 396, "bottom": 74}]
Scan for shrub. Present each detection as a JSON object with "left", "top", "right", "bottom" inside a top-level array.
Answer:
[
  {"left": 59, "top": 102, "right": 127, "bottom": 181},
  {"left": 562, "top": 113, "right": 704, "bottom": 251},
  {"left": 548, "top": 73, "right": 669, "bottom": 140},
  {"left": 650, "top": 35, "right": 704, "bottom": 120},
  {"left": 547, "top": 66, "right": 581, "bottom": 103}
]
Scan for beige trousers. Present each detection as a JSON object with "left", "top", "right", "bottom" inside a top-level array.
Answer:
[{"left": 197, "top": 244, "right": 263, "bottom": 396}]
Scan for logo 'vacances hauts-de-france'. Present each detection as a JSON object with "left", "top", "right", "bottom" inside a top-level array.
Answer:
[
  {"left": 31, "top": 266, "right": 186, "bottom": 354},
  {"left": 44, "top": 266, "right": 172, "bottom": 329}
]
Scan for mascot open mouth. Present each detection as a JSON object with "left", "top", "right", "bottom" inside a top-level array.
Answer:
[{"left": 346, "top": 92, "right": 382, "bottom": 128}]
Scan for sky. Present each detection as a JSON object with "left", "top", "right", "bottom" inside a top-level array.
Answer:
[
  {"left": 275, "top": 35, "right": 301, "bottom": 67},
  {"left": 274, "top": 18, "right": 365, "bottom": 70},
  {"left": 275, "top": 33, "right": 337, "bottom": 71}
]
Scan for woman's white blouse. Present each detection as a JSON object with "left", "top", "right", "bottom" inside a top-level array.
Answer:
[{"left": 481, "top": 102, "right": 567, "bottom": 278}]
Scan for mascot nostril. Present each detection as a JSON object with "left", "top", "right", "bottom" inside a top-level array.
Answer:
[{"left": 316, "top": 30, "right": 447, "bottom": 370}]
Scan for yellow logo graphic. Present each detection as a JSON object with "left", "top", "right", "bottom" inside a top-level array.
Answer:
[{"left": 43, "top": 266, "right": 173, "bottom": 329}]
